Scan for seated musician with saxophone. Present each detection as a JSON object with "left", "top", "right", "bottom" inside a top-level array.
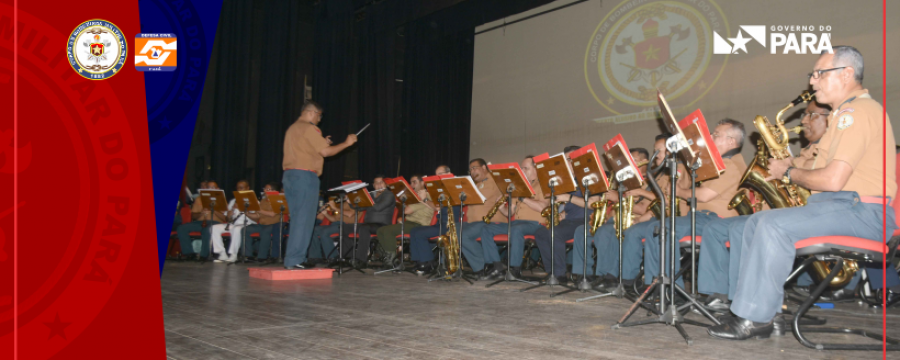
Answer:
[
  {"left": 696, "top": 100, "right": 839, "bottom": 313},
  {"left": 590, "top": 137, "right": 690, "bottom": 291},
  {"left": 459, "top": 159, "right": 511, "bottom": 280},
  {"left": 375, "top": 175, "right": 434, "bottom": 269},
  {"left": 409, "top": 165, "right": 459, "bottom": 275},
  {"left": 532, "top": 146, "right": 601, "bottom": 285},
  {"left": 641, "top": 119, "right": 747, "bottom": 292},
  {"left": 571, "top": 146, "right": 657, "bottom": 287},
  {"left": 709, "top": 46, "right": 898, "bottom": 340},
  {"left": 476, "top": 156, "right": 550, "bottom": 280}
]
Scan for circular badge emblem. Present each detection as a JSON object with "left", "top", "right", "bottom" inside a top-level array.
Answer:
[
  {"left": 66, "top": 19, "right": 127, "bottom": 80},
  {"left": 585, "top": 0, "right": 729, "bottom": 124}
]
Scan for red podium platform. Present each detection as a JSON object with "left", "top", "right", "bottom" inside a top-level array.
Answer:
[{"left": 248, "top": 268, "right": 335, "bottom": 281}]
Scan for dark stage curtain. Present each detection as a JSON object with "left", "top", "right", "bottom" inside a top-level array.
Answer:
[{"left": 194, "top": 0, "right": 553, "bottom": 192}]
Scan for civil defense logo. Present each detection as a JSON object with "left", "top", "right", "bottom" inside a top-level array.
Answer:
[
  {"left": 66, "top": 19, "right": 127, "bottom": 80},
  {"left": 713, "top": 25, "right": 833, "bottom": 55},
  {"left": 135, "top": 33, "right": 177, "bottom": 72}
]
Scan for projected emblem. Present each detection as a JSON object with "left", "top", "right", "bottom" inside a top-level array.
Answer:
[
  {"left": 67, "top": 19, "right": 127, "bottom": 80},
  {"left": 585, "top": 1, "right": 729, "bottom": 123}
]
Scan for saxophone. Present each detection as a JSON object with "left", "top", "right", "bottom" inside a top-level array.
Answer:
[
  {"left": 436, "top": 198, "right": 461, "bottom": 275},
  {"left": 727, "top": 189, "right": 761, "bottom": 216},
  {"left": 648, "top": 197, "right": 681, "bottom": 219},
  {"left": 483, "top": 195, "right": 508, "bottom": 223},
  {"left": 540, "top": 201, "right": 566, "bottom": 229},
  {"left": 612, "top": 195, "right": 635, "bottom": 239},
  {"left": 589, "top": 194, "right": 609, "bottom": 236}
]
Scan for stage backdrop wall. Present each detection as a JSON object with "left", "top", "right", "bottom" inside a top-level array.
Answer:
[{"left": 471, "top": 0, "right": 899, "bottom": 164}]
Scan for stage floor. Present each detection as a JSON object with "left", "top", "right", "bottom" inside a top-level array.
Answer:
[{"left": 162, "top": 262, "right": 899, "bottom": 359}]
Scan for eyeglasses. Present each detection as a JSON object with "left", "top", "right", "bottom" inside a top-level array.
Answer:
[
  {"left": 469, "top": 166, "right": 481, "bottom": 173},
  {"left": 808, "top": 67, "right": 847, "bottom": 80},
  {"left": 711, "top": 132, "right": 733, "bottom": 140},
  {"left": 802, "top": 111, "right": 830, "bottom": 118}
]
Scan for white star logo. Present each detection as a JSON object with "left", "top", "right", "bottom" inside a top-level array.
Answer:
[{"left": 728, "top": 30, "right": 752, "bottom": 54}]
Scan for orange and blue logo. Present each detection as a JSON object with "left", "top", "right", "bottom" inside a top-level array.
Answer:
[{"left": 135, "top": 33, "right": 177, "bottom": 72}]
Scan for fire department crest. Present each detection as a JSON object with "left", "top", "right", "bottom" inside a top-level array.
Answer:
[
  {"left": 586, "top": 1, "right": 729, "bottom": 123},
  {"left": 67, "top": 19, "right": 127, "bottom": 80}
]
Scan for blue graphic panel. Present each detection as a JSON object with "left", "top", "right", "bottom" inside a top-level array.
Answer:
[{"left": 138, "top": 0, "right": 223, "bottom": 274}]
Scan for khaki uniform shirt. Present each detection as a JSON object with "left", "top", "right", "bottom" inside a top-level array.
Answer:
[
  {"left": 814, "top": 89, "right": 897, "bottom": 197},
  {"left": 405, "top": 202, "right": 434, "bottom": 226},
  {"left": 467, "top": 177, "right": 508, "bottom": 224},
  {"left": 283, "top": 121, "right": 330, "bottom": 175},
  {"left": 513, "top": 179, "right": 545, "bottom": 222},
  {"left": 697, "top": 154, "right": 747, "bottom": 218},
  {"left": 654, "top": 162, "right": 691, "bottom": 216},
  {"left": 258, "top": 198, "right": 282, "bottom": 226},
  {"left": 191, "top": 199, "right": 227, "bottom": 222}
]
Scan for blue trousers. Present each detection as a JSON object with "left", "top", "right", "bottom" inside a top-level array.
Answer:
[
  {"left": 308, "top": 224, "right": 340, "bottom": 259},
  {"left": 533, "top": 219, "right": 582, "bottom": 277},
  {"left": 697, "top": 216, "right": 748, "bottom": 299},
  {"left": 643, "top": 211, "right": 718, "bottom": 286},
  {"left": 282, "top": 170, "right": 320, "bottom": 267},
  {"left": 410, "top": 225, "right": 440, "bottom": 263},
  {"left": 177, "top": 221, "right": 220, "bottom": 257},
  {"left": 572, "top": 220, "right": 615, "bottom": 276},
  {"left": 620, "top": 221, "right": 653, "bottom": 280},
  {"left": 460, "top": 222, "right": 491, "bottom": 272},
  {"left": 478, "top": 220, "right": 543, "bottom": 270},
  {"left": 246, "top": 223, "right": 286, "bottom": 260},
  {"left": 732, "top": 192, "right": 897, "bottom": 323}
]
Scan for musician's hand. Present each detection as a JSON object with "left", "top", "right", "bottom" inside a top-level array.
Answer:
[
  {"left": 625, "top": 189, "right": 649, "bottom": 198},
  {"left": 556, "top": 194, "right": 571, "bottom": 202},
  {"left": 416, "top": 189, "right": 427, "bottom": 199},
  {"left": 344, "top": 134, "right": 358, "bottom": 146},
  {"left": 325, "top": 135, "right": 333, "bottom": 145},
  {"left": 765, "top": 157, "right": 793, "bottom": 181},
  {"left": 201, "top": 209, "right": 211, "bottom": 215}
]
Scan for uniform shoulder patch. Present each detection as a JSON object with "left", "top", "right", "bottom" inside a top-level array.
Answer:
[{"left": 837, "top": 114, "right": 854, "bottom": 130}]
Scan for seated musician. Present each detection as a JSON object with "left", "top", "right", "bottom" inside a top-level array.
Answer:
[
  {"left": 332, "top": 175, "right": 395, "bottom": 266},
  {"left": 710, "top": 46, "right": 898, "bottom": 340},
  {"left": 458, "top": 159, "right": 510, "bottom": 280},
  {"left": 476, "top": 156, "right": 550, "bottom": 280},
  {"left": 176, "top": 180, "right": 228, "bottom": 260},
  {"left": 409, "top": 165, "right": 459, "bottom": 275},
  {"left": 375, "top": 175, "right": 435, "bottom": 269},
  {"left": 574, "top": 141, "right": 686, "bottom": 290},
  {"left": 638, "top": 120, "right": 747, "bottom": 293},
  {"left": 307, "top": 197, "right": 356, "bottom": 265},
  {"left": 532, "top": 146, "right": 601, "bottom": 285},
  {"left": 210, "top": 180, "right": 258, "bottom": 262},
  {"left": 244, "top": 182, "right": 287, "bottom": 263}
]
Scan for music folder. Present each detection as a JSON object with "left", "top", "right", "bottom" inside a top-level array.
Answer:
[
  {"left": 602, "top": 134, "right": 645, "bottom": 191},
  {"left": 385, "top": 177, "right": 421, "bottom": 205},
  {"left": 265, "top": 191, "right": 289, "bottom": 215},
  {"left": 568, "top": 143, "right": 610, "bottom": 195},
  {"left": 487, "top": 163, "right": 535, "bottom": 198},
  {"left": 678, "top": 109, "right": 726, "bottom": 182},
  {"left": 423, "top": 174, "right": 454, "bottom": 206},
  {"left": 232, "top": 190, "right": 262, "bottom": 213},
  {"left": 342, "top": 180, "right": 375, "bottom": 208},
  {"left": 657, "top": 91, "right": 696, "bottom": 160},
  {"left": 198, "top": 189, "right": 229, "bottom": 213},
  {"left": 439, "top": 176, "right": 486, "bottom": 206},
  {"left": 533, "top": 152, "right": 577, "bottom": 196}
]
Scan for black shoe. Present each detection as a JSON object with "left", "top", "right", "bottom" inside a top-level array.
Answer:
[
  {"left": 479, "top": 268, "right": 503, "bottom": 281},
  {"left": 708, "top": 315, "right": 775, "bottom": 340},
  {"left": 508, "top": 267, "right": 523, "bottom": 279},
  {"left": 772, "top": 314, "right": 786, "bottom": 337},
  {"left": 300, "top": 261, "right": 317, "bottom": 268},
  {"left": 254, "top": 257, "right": 269, "bottom": 263},
  {"left": 415, "top": 262, "right": 434, "bottom": 276},
  {"left": 285, "top": 263, "right": 308, "bottom": 270},
  {"left": 821, "top": 287, "right": 857, "bottom": 302}
]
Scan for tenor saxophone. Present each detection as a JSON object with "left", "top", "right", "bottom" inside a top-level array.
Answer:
[
  {"left": 588, "top": 194, "right": 609, "bottom": 236},
  {"left": 483, "top": 195, "right": 508, "bottom": 223},
  {"left": 540, "top": 201, "right": 566, "bottom": 229},
  {"left": 436, "top": 198, "right": 461, "bottom": 275}
]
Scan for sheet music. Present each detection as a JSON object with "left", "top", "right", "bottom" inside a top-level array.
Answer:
[
  {"left": 328, "top": 182, "right": 369, "bottom": 193},
  {"left": 454, "top": 176, "right": 486, "bottom": 203}
]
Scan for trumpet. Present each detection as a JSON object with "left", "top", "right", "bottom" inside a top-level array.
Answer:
[{"left": 483, "top": 195, "right": 509, "bottom": 223}]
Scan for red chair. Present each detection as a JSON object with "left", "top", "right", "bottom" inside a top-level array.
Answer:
[{"left": 784, "top": 154, "right": 900, "bottom": 350}]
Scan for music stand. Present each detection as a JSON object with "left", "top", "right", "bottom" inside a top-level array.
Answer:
[
  {"left": 346, "top": 182, "right": 375, "bottom": 273},
  {"left": 567, "top": 143, "right": 614, "bottom": 296},
  {"left": 438, "top": 175, "right": 485, "bottom": 284},
  {"left": 484, "top": 163, "right": 539, "bottom": 288},
  {"left": 328, "top": 181, "right": 370, "bottom": 275},
  {"left": 227, "top": 190, "right": 261, "bottom": 264},
  {"left": 521, "top": 152, "right": 576, "bottom": 296},
  {"left": 423, "top": 174, "right": 453, "bottom": 279},
  {"left": 266, "top": 191, "right": 288, "bottom": 262},
  {"left": 198, "top": 189, "right": 228, "bottom": 262},
  {"left": 375, "top": 177, "right": 421, "bottom": 275}
]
